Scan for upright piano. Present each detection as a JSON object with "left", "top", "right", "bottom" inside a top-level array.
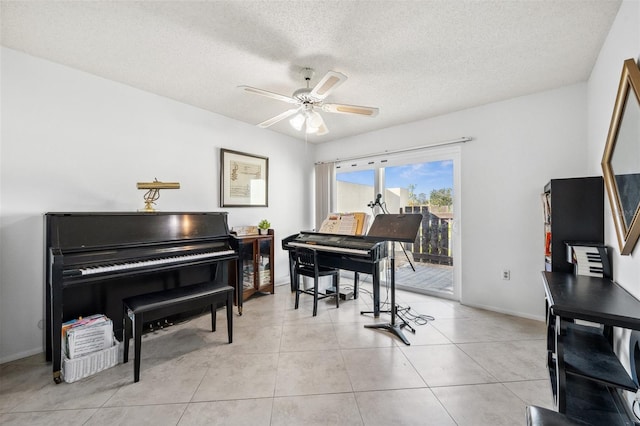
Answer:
[
  {"left": 45, "top": 212, "right": 239, "bottom": 383},
  {"left": 282, "top": 231, "right": 388, "bottom": 316}
]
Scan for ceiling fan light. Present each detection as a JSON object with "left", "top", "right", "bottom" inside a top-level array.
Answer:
[
  {"left": 289, "top": 113, "right": 305, "bottom": 131},
  {"left": 305, "top": 124, "right": 318, "bottom": 134},
  {"left": 315, "top": 123, "right": 329, "bottom": 136},
  {"left": 307, "top": 110, "right": 323, "bottom": 128}
]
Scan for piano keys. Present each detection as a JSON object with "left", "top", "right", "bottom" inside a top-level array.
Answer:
[
  {"left": 568, "top": 244, "right": 611, "bottom": 278},
  {"left": 282, "top": 231, "right": 388, "bottom": 316},
  {"left": 45, "top": 212, "right": 239, "bottom": 383},
  {"left": 61, "top": 245, "right": 236, "bottom": 278}
]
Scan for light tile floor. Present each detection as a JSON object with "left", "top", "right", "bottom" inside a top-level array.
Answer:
[{"left": 0, "top": 281, "right": 552, "bottom": 425}]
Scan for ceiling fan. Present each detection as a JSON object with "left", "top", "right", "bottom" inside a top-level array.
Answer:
[{"left": 239, "top": 68, "right": 379, "bottom": 136}]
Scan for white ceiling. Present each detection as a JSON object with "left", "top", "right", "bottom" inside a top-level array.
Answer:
[{"left": 0, "top": 0, "right": 621, "bottom": 143}]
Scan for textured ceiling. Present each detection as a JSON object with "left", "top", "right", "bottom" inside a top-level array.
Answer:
[{"left": 0, "top": 0, "right": 621, "bottom": 143}]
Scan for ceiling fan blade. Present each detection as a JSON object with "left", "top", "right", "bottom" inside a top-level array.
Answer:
[
  {"left": 258, "top": 107, "right": 301, "bottom": 128},
  {"left": 239, "top": 85, "right": 298, "bottom": 104},
  {"left": 322, "top": 103, "right": 379, "bottom": 117},
  {"left": 309, "top": 71, "right": 347, "bottom": 100}
]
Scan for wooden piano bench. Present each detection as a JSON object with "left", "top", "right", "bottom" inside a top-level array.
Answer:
[
  {"left": 122, "top": 282, "right": 234, "bottom": 382},
  {"left": 526, "top": 406, "right": 585, "bottom": 426}
]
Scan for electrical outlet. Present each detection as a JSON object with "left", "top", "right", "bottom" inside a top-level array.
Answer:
[{"left": 502, "top": 269, "right": 511, "bottom": 280}]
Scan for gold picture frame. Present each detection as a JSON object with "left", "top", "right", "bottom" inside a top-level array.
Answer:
[
  {"left": 220, "top": 148, "right": 268, "bottom": 207},
  {"left": 602, "top": 58, "right": 640, "bottom": 255}
]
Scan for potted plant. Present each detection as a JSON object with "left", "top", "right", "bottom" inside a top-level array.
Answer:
[{"left": 258, "top": 219, "right": 271, "bottom": 235}]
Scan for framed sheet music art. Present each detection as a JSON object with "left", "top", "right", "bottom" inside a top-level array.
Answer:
[{"left": 220, "top": 149, "right": 269, "bottom": 207}]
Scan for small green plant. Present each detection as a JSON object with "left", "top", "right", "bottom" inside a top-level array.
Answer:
[{"left": 258, "top": 219, "right": 271, "bottom": 230}]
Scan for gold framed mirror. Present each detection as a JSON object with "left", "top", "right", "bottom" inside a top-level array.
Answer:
[{"left": 602, "top": 58, "right": 640, "bottom": 255}]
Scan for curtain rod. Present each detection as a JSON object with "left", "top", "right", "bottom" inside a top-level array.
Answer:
[{"left": 315, "top": 136, "right": 472, "bottom": 165}]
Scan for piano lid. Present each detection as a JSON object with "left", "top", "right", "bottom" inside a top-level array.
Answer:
[{"left": 46, "top": 212, "right": 230, "bottom": 250}]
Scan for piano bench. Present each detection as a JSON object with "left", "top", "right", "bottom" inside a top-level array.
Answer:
[{"left": 122, "top": 282, "right": 234, "bottom": 383}]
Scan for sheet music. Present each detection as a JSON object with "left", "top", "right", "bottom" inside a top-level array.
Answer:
[{"left": 319, "top": 212, "right": 368, "bottom": 236}]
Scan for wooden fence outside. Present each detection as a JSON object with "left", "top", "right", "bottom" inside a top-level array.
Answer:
[{"left": 403, "top": 206, "right": 453, "bottom": 266}]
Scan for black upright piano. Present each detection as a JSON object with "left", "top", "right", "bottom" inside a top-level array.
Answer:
[
  {"left": 45, "top": 212, "right": 239, "bottom": 383},
  {"left": 282, "top": 231, "right": 388, "bottom": 315}
]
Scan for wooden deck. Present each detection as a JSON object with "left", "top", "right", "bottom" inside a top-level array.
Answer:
[
  {"left": 338, "top": 260, "right": 453, "bottom": 296},
  {"left": 395, "top": 262, "right": 453, "bottom": 294}
]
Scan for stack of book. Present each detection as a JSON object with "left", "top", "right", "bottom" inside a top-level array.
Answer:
[
  {"left": 61, "top": 314, "right": 118, "bottom": 383},
  {"left": 62, "top": 314, "right": 113, "bottom": 359}
]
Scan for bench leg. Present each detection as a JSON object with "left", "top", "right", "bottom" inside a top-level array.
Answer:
[
  {"left": 123, "top": 304, "right": 130, "bottom": 363},
  {"left": 134, "top": 312, "right": 143, "bottom": 383},
  {"left": 210, "top": 303, "right": 216, "bottom": 332},
  {"left": 227, "top": 290, "right": 233, "bottom": 344}
]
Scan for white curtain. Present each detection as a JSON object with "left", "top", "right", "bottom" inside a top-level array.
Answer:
[{"left": 314, "top": 162, "right": 335, "bottom": 230}]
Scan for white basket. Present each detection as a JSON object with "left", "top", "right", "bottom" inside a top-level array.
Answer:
[{"left": 62, "top": 339, "right": 120, "bottom": 383}]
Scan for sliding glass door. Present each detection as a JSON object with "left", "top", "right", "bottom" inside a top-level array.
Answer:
[{"left": 335, "top": 146, "right": 460, "bottom": 300}]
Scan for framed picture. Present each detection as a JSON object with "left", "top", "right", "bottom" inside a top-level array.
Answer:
[{"left": 220, "top": 148, "right": 268, "bottom": 207}]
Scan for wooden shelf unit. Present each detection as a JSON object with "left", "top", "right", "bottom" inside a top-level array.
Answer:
[
  {"left": 543, "top": 177, "right": 603, "bottom": 273},
  {"left": 231, "top": 230, "right": 274, "bottom": 314}
]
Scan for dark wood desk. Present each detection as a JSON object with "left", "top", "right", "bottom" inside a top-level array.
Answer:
[{"left": 542, "top": 272, "right": 640, "bottom": 425}]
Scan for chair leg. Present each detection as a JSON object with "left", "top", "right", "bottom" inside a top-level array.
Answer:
[
  {"left": 334, "top": 274, "right": 339, "bottom": 308},
  {"left": 313, "top": 276, "right": 319, "bottom": 316},
  {"left": 294, "top": 274, "right": 300, "bottom": 310}
]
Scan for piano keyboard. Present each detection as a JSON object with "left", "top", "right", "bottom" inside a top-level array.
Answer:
[
  {"left": 287, "top": 241, "right": 369, "bottom": 256},
  {"left": 64, "top": 249, "right": 236, "bottom": 277},
  {"left": 571, "top": 245, "right": 607, "bottom": 278}
]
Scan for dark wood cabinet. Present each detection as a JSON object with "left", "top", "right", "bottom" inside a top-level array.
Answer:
[
  {"left": 543, "top": 177, "right": 603, "bottom": 273},
  {"left": 542, "top": 272, "right": 639, "bottom": 424},
  {"left": 231, "top": 230, "right": 274, "bottom": 313}
]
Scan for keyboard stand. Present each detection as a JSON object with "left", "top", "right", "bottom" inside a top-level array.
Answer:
[
  {"left": 364, "top": 241, "right": 412, "bottom": 345},
  {"left": 361, "top": 214, "right": 422, "bottom": 346}
]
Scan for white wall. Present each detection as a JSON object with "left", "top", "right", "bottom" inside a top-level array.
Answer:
[
  {"left": 587, "top": 0, "right": 640, "bottom": 297},
  {"left": 334, "top": 181, "right": 409, "bottom": 215},
  {"left": 586, "top": 0, "right": 640, "bottom": 389},
  {"left": 316, "top": 83, "right": 590, "bottom": 320},
  {"left": 0, "top": 47, "right": 314, "bottom": 362}
]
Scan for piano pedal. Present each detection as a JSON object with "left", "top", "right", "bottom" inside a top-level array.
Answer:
[{"left": 143, "top": 323, "right": 154, "bottom": 338}]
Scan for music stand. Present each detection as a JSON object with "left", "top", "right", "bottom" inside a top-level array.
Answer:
[{"left": 364, "top": 214, "right": 422, "bottom": 345}]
